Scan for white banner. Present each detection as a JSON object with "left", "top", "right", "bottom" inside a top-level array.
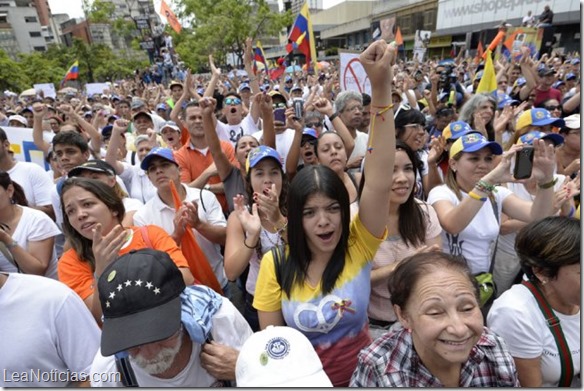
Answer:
[
  {"left": 4, "top": 126, "right": 50, "bottom": 170},
  {"left": 85, "top": 83, "right": 109, "bottom": 97},
  {"left": 339, "top": 52, "right": 371, "bottom": 95},
  {"left": 34, "top": 83, "right": 57, "bottom": 98}
]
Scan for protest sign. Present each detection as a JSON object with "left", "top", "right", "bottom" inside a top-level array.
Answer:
[{"left": 339, "top": 51, "right": 371, "bottom": 95}]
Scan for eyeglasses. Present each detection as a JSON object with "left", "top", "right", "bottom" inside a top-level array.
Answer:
[
  {"left": 301, "top": 138, "right": 317, "bottom": 147},
  {"left": 224, "top": 97, "right": 241, "bottom": 106},
  {"left": 272, "top": 102, "right": 287, "bottom": 109},
  {"left": 305, "top": 122, "right": 323, "bottom": 128},
  {"left": 544, "top": 105, "right": 561, "bottom": 111},
  {"left": 393, "top": 103, "right": 412, "bottom": 119},
  {"left": 343, "top": 104, "right": 363, "bottom": 113}
]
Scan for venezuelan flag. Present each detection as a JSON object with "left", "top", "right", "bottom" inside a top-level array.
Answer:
[
  {"left": 286, "top": 2, "right": 318, "bottom": 72},
  {"left": 60, "top": 60, "right": 79, "bottom": 87},
  {"left": 476, "top": 50, "right": 497, "bottom": 95},
  {"left": 253, "top": 41, "right": 268, "bottom": 75}
]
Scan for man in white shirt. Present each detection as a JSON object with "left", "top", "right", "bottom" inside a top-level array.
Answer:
[
  {"left": 90, "top": 249, "right": 252, "bottom": 387},
  {"left": 132, "top": 147, "right": 229, "bottom": 293}
]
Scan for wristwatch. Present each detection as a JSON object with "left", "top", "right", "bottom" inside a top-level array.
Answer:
[{"left": 204, "top": 184, "right": 211, "bottom": 191}]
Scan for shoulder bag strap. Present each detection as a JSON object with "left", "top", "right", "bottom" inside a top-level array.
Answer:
[
  {"left": 521, "top": 280, "right": 574, "bottom": 387},
  {"left": 139, "top": 226, "right": 154, "bottom": 249},
  {"left": 488, "top": 195, "right": 499, "bottom": 274}
]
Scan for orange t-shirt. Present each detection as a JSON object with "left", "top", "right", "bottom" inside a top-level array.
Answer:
[
  {"left": 58, "top": 225, "right": 189, "bottom": 301},
  {"left": 174, "top": 140, "right": 237, "bottom": 212}
]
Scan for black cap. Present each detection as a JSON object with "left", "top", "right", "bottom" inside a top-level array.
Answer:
[
  {"left": 99, "top": 249, "right": 186, "bottom": 356},
  {"left": 68, "top": 160, "right": 116, "bottom": 177}
]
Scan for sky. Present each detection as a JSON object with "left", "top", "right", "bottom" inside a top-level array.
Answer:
[{"left": 48, "top": 0, "right": 346, "bottom": 20}]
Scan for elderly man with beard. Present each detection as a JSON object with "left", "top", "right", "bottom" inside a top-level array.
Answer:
[{"left": 90, "top": 249, "right": 252, "bottom": 387}]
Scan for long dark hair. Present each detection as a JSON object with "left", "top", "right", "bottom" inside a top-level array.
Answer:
[
  {"left": 358, "top": 141, "right": 427, "bottom": 247},
  {"left": 61, "top": 178, "right": 125, "bottom": 270},
  {"left": 281, "top": 165, "right": 351, "bottom": 297},
  {"left": 0, "top": 172, "right": 28, "bottom": 206}
]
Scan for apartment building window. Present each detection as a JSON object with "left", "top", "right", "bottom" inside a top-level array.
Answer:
[
  {"left": 29, "top": 31, "right": 42, "bottom": 37},
  {"left": 424, "top": 10, "right": 436, "bottom": 30},
  {"left": 33, "top": 46, "right": 45, "bottom": 51},
  {"left": 25, "top": 16, "right": 38, "bottom": 23},
  {"left": 400, "top": 15, "right": 411, "bottom": 35}
]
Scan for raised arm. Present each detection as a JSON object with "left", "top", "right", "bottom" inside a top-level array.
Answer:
[
  {"left": 258, "top": 93, "right": 276, "bottom": 149},
  {"left": 204, "top": 55, "right": 221, "bottom": 98},
  {"left": 359, "top": 41, "right": 397, "bottom": 238},
  {"left": 105, "top": 119, "right": 130, "bottom": 175},
  {"left": 199, "top": 97, "right": 235, "bottom": 181},
  {"left": 31, "top": 102, "right": 51, "bottom": 155},
  {"left": 284, "top": 107, "right": 304, "bottom": 179},
  {"left": 313, "top": 96, "right": 355, "bottom": 156},
  {"left": 170, "top": 69, "right": 193, "bottom": 130}
]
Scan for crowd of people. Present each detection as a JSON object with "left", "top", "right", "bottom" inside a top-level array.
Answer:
[{"left": 0, "top": 32, "right": 580, "bottom": 387}]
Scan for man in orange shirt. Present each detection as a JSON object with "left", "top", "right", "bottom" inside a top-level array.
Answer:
[{"left": 174, "top": 101, "right": 236, "bottom": 213}]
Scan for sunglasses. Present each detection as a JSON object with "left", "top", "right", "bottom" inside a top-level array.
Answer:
[
  {"left": 305, "top": 122, "right": 323, "bottom": 128},
  {"left": 393, "top": 103, "right": 412, "bottom": 119},
  {"left": 545, "top": 105, "right": 561, "bottom": 111},
  {"left": 224, "top": 97, "right": 242, "bottom": 106},
  {"left": 272, "top": 102, "right": 287, "bottom": 109},
  {"left": 301, "top": 138, "right": 317, "bottom": 147}
]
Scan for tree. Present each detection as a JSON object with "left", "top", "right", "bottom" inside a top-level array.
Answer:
[
  {"left": 0, "top": 50, "right": 28, "bottom": 92},
  {"left": 175, "top": 0, "right": 292, "bottom": 69},
  {"left": 82, "top": 0, "right": 115, "bottom": 23}
]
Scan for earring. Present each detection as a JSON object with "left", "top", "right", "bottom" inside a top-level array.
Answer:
[
  {"left": 10, "top": 198, "right": 15, "bottom": 205},
  {"left": 541, "top": 279, "right": 548, "bottom": 285}
]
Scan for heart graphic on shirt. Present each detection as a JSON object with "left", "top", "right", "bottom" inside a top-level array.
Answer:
[{"left": 293, "top": 294, "right": 355, "bottom": 334}]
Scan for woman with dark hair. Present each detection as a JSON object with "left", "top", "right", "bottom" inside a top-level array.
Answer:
[
  {"left": 351, "top": 252, "right": 519, "bottom": 387},
  {"left": 253, "top": 40, "right": 397, "bottom": 386},
  {"left": 223, "top": 145, "right": 289, "bottom": 331},
  {"left": 365, "top": 141, "right": 442, "bottom": 339},
  {"left": 488, "top": 216, "right": 580, "bottom": 387},
  {"left": 393, "top": 106, "right": 443, "bottom": 199},
  {"left": 57, "top": 177, "right": 194, "bottom": 324},
  {"left": 0, "top": 172, "right": 60, "bottom": 278}
]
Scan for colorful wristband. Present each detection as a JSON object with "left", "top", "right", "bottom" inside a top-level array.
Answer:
[{"left": 468, "top": 191, "right": 487, "bottom": 202}]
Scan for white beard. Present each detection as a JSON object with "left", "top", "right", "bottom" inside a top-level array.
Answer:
[{"left": 130, "top": 332, "right": 183, "bottom": 375}]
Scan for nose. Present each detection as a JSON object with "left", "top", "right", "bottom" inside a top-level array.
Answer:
[
  {"left": 394, "top": 169, "right": 408, "bottom": 183},
  {"left": 446, "top": 311, "right": 468, "bottom": 337},
  {"left": 315, "top": 209, "right": 330, "bottom": 227},
  {"left": 130, "top": 342, "right": 159, "bottom": 361}
]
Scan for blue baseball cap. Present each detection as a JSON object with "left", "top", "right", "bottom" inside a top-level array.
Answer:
[
  {"left": 302, "top": 128, "right": 318, "bottom": 139},
  {"left": 566, "top": 72, "right": 577, "bottom": 81},
  {"left": 140, "top": 147, "right": 177, "bottom": 170},
  {"left": 156, "top": 103, "right": 168, "bottom": 111},
  {"left": 552, "top": 80, "right": 565, "bottom": 89},
  {"left": 238, "top": 83, "right": 251, "bottom": 92},
  {"left": 571, "top": 58, "right": 580, "bottom": 65},
  {"left": 450, "top": 133, "right": 503, "bottom": 158},
  {"left": 515, "top": 77, "right": 526, "bottom": 87},
  {"left": 245, "top": 145, "right": 282, "bottom": 174},
  {"left": 516, "top": 108, "right": 565, "bottom": 129},
  {"left": 196, "top": 88, "right": 205, "bottom": 95},
  {"left": 516, "top": 130, "right": 564, "bottom": 146},
  {"left": 442, "top": 121, "right": 475, "bottom": 140},
  {"left": 496, "top": 91, "right": 519, "bottom": 109}
]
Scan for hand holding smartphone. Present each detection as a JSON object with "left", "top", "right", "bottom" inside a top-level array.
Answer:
[{"left": 513, "top": 146, "right": 534, "bottom": 180}]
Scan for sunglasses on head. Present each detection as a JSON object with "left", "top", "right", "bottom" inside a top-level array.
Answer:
[
  {"left": 224, "top": 97, "right": 242, "bottom": 106},
  {"left": 305, "top": 121, "right": 323, "bottom": 128},
  {"left": 393, "top": 103, "right": 412, "bottom": 119}
]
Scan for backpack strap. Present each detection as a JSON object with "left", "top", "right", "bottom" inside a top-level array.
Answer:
[
  {"left": 488, "top": 195, "right": 499, "bottom": 274},
  {"left": 139, "top": 226, "right": 154, "bottom": 249},
  {"left": 521, "top": 280, "right": 574, "bottom": 386}
]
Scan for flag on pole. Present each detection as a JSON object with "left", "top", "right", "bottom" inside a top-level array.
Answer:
[
  {"left": 160, "top": 0, "right": 182, "bottom": 34},
  {"left": 269, "top": 57, "right": 287, "bottom": 80},
  {"left": 253, "top": 41, "right": 269, "bottom": 75},
  {"left": 395, "top": 27, "right": 404, "bottom": 46},
  {"left": 286, "top": 2, "right": 318, "bottom": 72},
  {"left": 60, "top": 60, "right": 79, "bottom": 88},
  {"left": 476, "top": 50, "right": 497, "bottom": 94}
]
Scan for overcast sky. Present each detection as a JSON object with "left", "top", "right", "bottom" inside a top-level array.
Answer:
[{"left": 48, "top": 0, "right": 346, "bottom": 20}]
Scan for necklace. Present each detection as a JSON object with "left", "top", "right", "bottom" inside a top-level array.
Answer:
[{"left": 260, "top": 226, "right": 282, "bottom": 248}]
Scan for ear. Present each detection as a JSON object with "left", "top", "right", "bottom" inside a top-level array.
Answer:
[
  {"left": 83, "top": 150, "right": 91, "bottom": 160},
  {"left": 449, "top": 157, "right": 458, "bottom": 172},
  {"left": 531, "top": 266, "right": 549, "bottom": 284},
  {"left": 394, "top": 304, "right": 411, "bottom": 330}
]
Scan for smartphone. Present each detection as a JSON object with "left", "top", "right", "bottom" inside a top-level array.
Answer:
[
  {"left": 273, "top": 108, "right": 286, "bottom": 123},
  {"left": 293, "top": 99, "right": 304, "bottom": 120},
  {"left": 514, "top": 146, "right": 534, "bottom": 180}
]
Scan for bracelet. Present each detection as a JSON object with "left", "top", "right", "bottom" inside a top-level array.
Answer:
[
  {"left": 475, "top": 180, "right": 497, "bottom": 194},
  {"left": 5, "top": 240, "right": 18, "bottom": 250},
  {"left": 538, "top": 177, "right": 558, "bottom": 189},
  {"left": 243, "top": 236, "right": 258, "bottom": 249},
  {"left": 468, "top": 191, "right": 487, "bottom": 202},
  {"left": 328, "top": 112, "right": 339, "bottom": 122},
  {"left": 367, "top": 103, "right": 395, "bottom": 154}
]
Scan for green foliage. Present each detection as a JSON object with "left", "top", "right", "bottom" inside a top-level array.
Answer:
[
  {"left": 83, "top": 0, "right": 116, "bottom": 23},
  {"left": 0, "top": 50, "right": 28, "bottom": 92},
  {"left": 175, "top": 0, "right": 292, "bottom": 70}
]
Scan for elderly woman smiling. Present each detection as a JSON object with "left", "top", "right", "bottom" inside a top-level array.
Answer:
[{"left": 350, "top": 252, "right": 519, "bottom": 387}]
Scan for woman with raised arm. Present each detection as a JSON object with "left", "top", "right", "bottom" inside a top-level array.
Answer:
[{"left": 253, "top": 40, "right": 397, "bottom": 386}]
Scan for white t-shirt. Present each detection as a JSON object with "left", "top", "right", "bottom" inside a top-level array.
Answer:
[
  {"left": 0, "top": 273, "right": 101, "bottom": 387},
  {"left": 216, "top": 112, "right": 259, "bottom": 147},
  {"left": 7, "top": 161, "right": 54, "bottom": 207},
  {"left": 118, "top": 162, "right": 158, "bottom": 204},
  {"left": 132, "top": 185, "right": 228, "bottom": 288},
  {"left": 252, "top": 128, "right": 295, "bottom": 173},
  {"left": 0, "top": 206, "right": 61, "bottom": 279},
  {"left": 347, "top": 131, "right": 369, "bottom": 174},
  {"left": 122, "top": 197, "right": 144, "bottom": 213},
  {"left": 90, "top": 297, "right": 253, "bottom": 387},
  {"left": 427, "top": 184, "right": 512, "bottom": 274},
  {"left": 488, "top": 283, "right": 581, "bottom": 387}
]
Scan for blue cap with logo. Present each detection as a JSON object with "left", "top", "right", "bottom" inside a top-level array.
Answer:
[
  {"left": 496, "top": 91, "right": 519, "bottom": 109},
  {"left": 302, "top": 128, "right": 318, "bottom": 139},
  {"left": 442, "top": 121, "right": 475, "bottom": 140},
  {"left": 516, "top": 108, "right": 565, "bottom": 129},
  {"left": 245, "top": 145, "right": 282, "bottom": 174},
  {"left": 516, "top": 130, "right": 564, "bottom": 146},
  {"left": 140, "top": 147, "right": 177, "bottom": 170},
  {"left": 450, "top": 133, "right": 503, "bottom": 158}
]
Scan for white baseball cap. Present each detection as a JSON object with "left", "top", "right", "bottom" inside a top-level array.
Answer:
[{"left": 235, "top": 326, "right": 332, "bottom": 387}]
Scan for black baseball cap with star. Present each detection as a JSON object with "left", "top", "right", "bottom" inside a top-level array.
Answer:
[{"left": 98, "top": 248, "right": 186, "bottom": 356}]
